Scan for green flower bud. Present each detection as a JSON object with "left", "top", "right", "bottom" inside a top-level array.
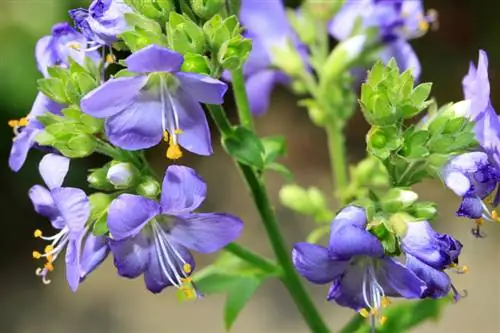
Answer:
[
  {"left": 167, "top": 12, "right": 206, "bottom": 54},
  {"left": 181, "top": 53, "right": 211, "bottom": 74},
  {"left": 190, "top": 0, "right": 224, "bottom": 20},
  {"left": 388, "top": 212, "right": 414, "bottom": 237},
  {"left": 89, "top": 193, "right": 113, "bottom": 221},
  {"left": 287, "top": 9, "right": 316, "bottom": 45},
  {"left": 88, "top": 166, "right": 114, "bottom": 191},
  {"left": 323, "top": 35, "right": 366, "bottom": 83},
  {"left": 381, "top": 188, "right": 418, "bottom": 213},
  {"left": 107, "top": 162, "right": 140, "bottom": 189},
  {"left": 270, "top": 41, "right": 305, "bottom": 77},
  {"left": 218, "top": 37, "right": 252, "bottom": 71},
  {"left": 408, "top": 202, "right": 438, "bottom": 221},
  {"left": 136, "top": 176, "right": 161, "bottom": 198},
  {"left": 279, "top": 185, "right": 316, "bottom": 215}
]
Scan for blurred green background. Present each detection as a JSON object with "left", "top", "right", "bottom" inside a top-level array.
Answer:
[{"left": 1, "top": 1, "right": 500, "bottom": 332}]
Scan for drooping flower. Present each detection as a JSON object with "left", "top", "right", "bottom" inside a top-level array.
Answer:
[
  {"left": 236, "top": 0, "right": 306, "bottom": 115},
  {"left": 107, "top": 165, "right": 244, "bottom": 294},
  {"left": 81, "top": 44, "right": 227, "bottom": 158},
  {"left": 69, "top": 0, "right": 134, "bottom": 47},
  {"left": 401, "top": 221, "right": 465, "bottom": 301},
  {"left": 293, "top": 206, "right": 426, "bottom": 326},
  {"left": 30, "top": 154, "right": 109, "bottom": 291},
  {"left": 329, "top": 0, "right": 437, "bottom": 80}
]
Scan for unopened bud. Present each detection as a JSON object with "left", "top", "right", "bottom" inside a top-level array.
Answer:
[
  {"left": 107, "top": 162, "right": 139, "bottom": 189},
  {"left": 136, "top": 176, "right": 161, "bottom": 199}
]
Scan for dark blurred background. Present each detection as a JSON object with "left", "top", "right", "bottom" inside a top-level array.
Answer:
[{"left": 1, "top": 0, "right": 500, "bottom": 332}]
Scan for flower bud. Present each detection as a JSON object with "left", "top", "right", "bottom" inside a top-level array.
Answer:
[
  {"left": 181, "top": 53, "right": 211, "bottom": 75},
  {"left": 88, "top": 166, "right": 114, "bottom": 191},
  {"left": 270, "top": 41, "right": 306, "bottom": 77},
  {"left": 287, "top": 9, "right": 316, "bottom": 45},
  {"left": 408, "top": 202, "right": 438, "bottom": 221},
  {"left": 388, "top": 212, "right": 414, "bottom": 237},
  {"left": 106, "top": 162, "right": 140, "bottom": 189},
  {"left": 167, "top": 12, "right": 206, "bottom": 54},
  {"left": 218, "top": 37, "right": 252, "bottom": 71},
  {"left": 381, "top": 188, "right": 419, "bottom": 213},
  {"left": 190, "top": 0, "right": 224, "bottom": 20},
  {"left": 323, "top": 35, "right": 366, "bottom": 83},
  {"left": 136, "top": 176, "right": 161, "bottom": 199},
  {"left": 279, "top": 185, "right": 316, "bottom": 215}
]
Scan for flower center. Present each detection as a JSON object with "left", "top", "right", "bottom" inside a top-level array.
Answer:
[
  {"left": 8, "top": 117, "right": 28, "bottom": 139},
  {"left": 159, "top": 76, "right": 183, "bottom": 160},
  {"left": 359, "top": 261, "right": 390, "bottom": 327},
  {"left": 32, "top": 227, "right": 69, "bottom": 285},
  {"left": 151, "top": 221, "right": 199, "bottom": 300}
]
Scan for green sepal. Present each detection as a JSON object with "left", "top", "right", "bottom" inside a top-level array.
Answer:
[{"left": 37, "top": 78, "right": 68, "bottom": 104}]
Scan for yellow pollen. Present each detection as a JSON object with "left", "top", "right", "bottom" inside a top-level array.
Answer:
[
  {"left": 67, "top": 42, "right": 82, "bottom": 51},
  {"left": 32, "top": 251, "right": 42, "bottom": 259},
  {"left": 379, "top": 316, "right": 388, "bottom": 326},
  {"left": 8, "top": 117, "right": 28, "bottom": 128},
  {"left": 358, "top": 308, "right": 370, "bottom": 318},
  {"left": 44, "top": 245, "right": 54, "bottom": 254},
  {"left": 381, "top": 296, "right": 391, "bottom": 308},
  {"left": 34, "top": 229, "right": 43, "bottom": 238},
  {"left": 163, "top": 131, "right": 169, "bottom": 142},
  {"left": 167, "top": 143, "right": 183, "bottom": 160},
  {"left": 45, "top": 262, "right": 54, "bottom": 272},
  {"left": 458, "top": 265, "right": 469, "bottom": 273},
  {"left": 183, "top": 263, "right": 192, "bottom": 274},
  {"left": 19, "top": 117, "right": 28, "bottom": 126},
  {"left": 419, "top": 20, "right": 429, "bottom": 32},
  {"left": 106, "top": 54, "right": 116, "bottom": 64},
  {"left": 491, "top": 210, "right": 500, "bottom": 222}
]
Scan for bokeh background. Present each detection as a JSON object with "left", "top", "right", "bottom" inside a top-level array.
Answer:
[{"left": 1, "top": 0, "right": 500, "bottom": 332}]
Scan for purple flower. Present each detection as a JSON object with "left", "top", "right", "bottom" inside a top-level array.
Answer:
[
  {"left": 236, "top": 0, "right": 305, "bottom": 115},
  {"left": 107, "top": 165, "right": 244, "bottom": 294},
  {"left": 442, "top": 152, "right": 499, "bottom": 220},
  {"left": 401, "top": 221, "right": 465, "bottom": 300},
  {"left": 29, "top": 154, "right": 109, "bottom": 291},
  {"left": 69, "top": 0, "right": 134, "bottom": 46},
  {"left": 293, "top": 206, "right": 426, "bottom": 322},
  {"left": 35, "top": 22, "right": 100, "bottom": 77},
  {"left": 81, "top": 45, "right": 227, "bottom": 158},
  {"left": 329, "top": 0, "right": 436, "bottom": 80}
]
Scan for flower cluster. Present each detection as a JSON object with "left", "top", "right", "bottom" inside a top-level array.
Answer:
[{"left": 10, "top": 0, "right": 243, "bottom": 296}]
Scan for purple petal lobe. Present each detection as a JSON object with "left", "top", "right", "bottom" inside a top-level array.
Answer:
[
  {"left": 109, "top": 233, "right": 150, "bottom": 278},
  {"left": 160, "top": 165, "right": 207, "bottom": 214},
  {"left": 81, "top": 76, "right": 148, "bottom": 118},
  {"left": 406, "top": 254, "right": 451, "bottom": 298},
  {"left": 462, "top": 49, "right": 490, "bottom": 120},
  {"left": 172, "top": 90, "right": 213, "bottom": 156},
  {"left": 292, "top": 242, "right": 347, "bottom": 284},
  {"left": 126, "top": 45, "right": 184, "bottom": 73},
  {"left": 169, "top": 213, "right": 243, "bottom": 253},
  {"left": 380, "top": 41, "right": 421, "bottom": 81},
  {"left": 456, "top": 195, "right": 483, "bottom": 219},
  {"left": 52, "top": 187, "right": 90, "bottom": 234},
  {"left": 144, "top": 240, "right": 194, "bottom": 293},
  {"left": 39, "top": 153, "right": 69, "bottom": 189},
  {"left": 28, "top": 185, "right": 60, "bottom": 225},
  {"left": 9, "top": 126, "right": 39, "bottom": 172},
  {"left": 244, "top": 70, "right": 285, "bottom": 116},
  {"left": 175, "top": 72, "right": 228, "bottom": 104},
  {"left": 65, "top": 237, "right": 83, "bottom": 292},
  {"left": 107, "top": 194, "right": 160, "bottom": 240},
  {"left": 80, "top": 234, "right": 109, "bottom": 278},
  {"left": 326, "top": 261, "right": 366, "bottom": 310},
  {"left": 377, "top": 258, "right": 427, "bottom": 299}
]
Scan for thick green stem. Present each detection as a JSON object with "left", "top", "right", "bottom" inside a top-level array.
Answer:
[
  {"left": 225, "top": 243, "right": 279, "bottom": 275},
  {"left": 325, "top": 122, "right": 349, "bottom": 201},
  {"left": 230, "top": 68, "right": 255, "bottom": 130},
  {"left": 206, "top": 104, "right": 330, "bottom": 333}
]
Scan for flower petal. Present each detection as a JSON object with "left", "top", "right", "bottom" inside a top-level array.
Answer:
[
  {"left": 456, "top": 195, "right": 483, "bottom": 219},
  {"left": 29, "top": 92, "right": 63, "bottom": 118},
  {"left": 126, "top": 45, "right": 184, "bottom": 74},
  {"left": 326, "top": 261, "right": 366, "bottom": 310},
  {"left": 51, "top": 187, "right": 90, "bottom": 234},
  {"left": 65, "top": 236, "right": 84, "bottom": 292},
  {"left": 28, "top": 185, "right": 64, "bottom": 229},
  {"left": 38, "top": 153, "right": 69, "bottom": 189},
  {"left": 462, "top": 49, "right": 490, "bottom": 120},
  {"left": 172, "top": 90, "right": 213, "bottom": 156},
  {"left": 144, "top": 240, "right": 195, "bottom": 293},
  {"left": 292, "top": 242, "right": 347, "bottom": 284},
  {"left": 328, "top": 206, "right": 384, "bottom": 260},
  {"left": 81, "top": 76, "right": 148, "bottom": 118},
  {"left": 109, "top": 232, "right": 150, "bottom": 278},
  {"left": 105, "top": 89, "right": 164, "bottom": 150},
  {"left": 9, "top": 125, "right": 39, "bottom": 172},
  {"left": 108, "top": 194, "right": 160, "bottom": 240},
  {"left": 80, "top": 234, "right": 109, "bottom": 278},
  {"left": 406, "top": 254, "right": 451, "bottom": 298},
  {"left": 377, "top": 257, "right": 427, "bottom": 299},
  {"left": 244, "top": 69, "right": 287, "bottom": 116},
  {"left": 160, "top": 165, "right": 207, "bottom": 214},
  {"left": 169, "top": 213, "right": 243, "bottom": 253},
  {"left": 175, "top": 72, "right": 228, "bottom": 104},
  {"left": 328, "top": 0, "right": 367, "bottom": 40}
]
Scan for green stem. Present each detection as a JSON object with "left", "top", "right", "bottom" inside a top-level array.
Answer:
[
  {"left": 206, "top": 104, "right": 330, "bottom": 333},
  {"left": 231, "top": 68, "right": 255, "bottom": 130},
  {"left": 224, "top": 243, "right": 279, "bottom": 275},
  {"left": 325, "top": 122, "right": 349, "bottom": 201}
]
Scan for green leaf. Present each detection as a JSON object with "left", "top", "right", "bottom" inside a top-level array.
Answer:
[
  {"left": 261, "top": 136, "right": 286, "bottom": 164},
  {"left": 224, "top": 277, "right": 261, "bottom": 331},
  {"left": 266, "top": 162, "right": 294, "bottom": 182},
  {"left": 37, "top": 78, "right": 68, "bottom": 104},
  {"left": 222, "top": 126, "right": 265, "bottom": 169},
  {"left": 47, "top": 66, "right": 71, "bottom": 81},
  {"left": 411, "top": 82, "right": 432, "bottom": 107},
  {"left": 64, "top": 80, "right": 81, "bottom": 105}
]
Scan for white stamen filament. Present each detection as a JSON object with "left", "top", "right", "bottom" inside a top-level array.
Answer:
[
  {"left": 361, "top": 262, "right": 385, "bottom": 312},
  {"left": 159, "top": 76, "right": 181, "bottom": 145}
]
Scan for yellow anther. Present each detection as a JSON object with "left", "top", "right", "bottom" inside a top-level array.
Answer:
[
  {"left": 358, "top": 308, "right": 370, "bottom": 318},
  {"left": 381, "top": 296, "right": 391, "bottom": 308},
  {"left": 45, "top": 262, "right": 54, "bottom": 272},
  {"left": 183, "top": 263, "right": 192, "bottom": 273},
  {"left": 370, "top": 308, "right": 378, "bottom": 315},
  {"left": 491, "top": 210, "right": 500, "bottom": 222},
  {"left": 163, "top": 131, "right": 169, "bottom": 142},
  {"left": 166, "top": 143, "right": 183, "bottom": 160},
  {"left": 180, "top": 277, "right": 192, "bottom": 284},
  {"left": 67, "top": 42, "right": 82, "bottom": 51},
  {"left": 419, "top": 20, "right": 429, "bottom": 32},
  {"left": 44, "top": 245, "right": 54, "bottom": 254},
  {"left": 19, "top": 117, "right": 28, "bottom": 126},
  {"left": 379, "top": 316, "right": 388, "bottom": 326},
  {"left": 32, "top": 251, "right": 42, "bottom": 259},
  {"left": 34, "top": 229, "right": 43, "bottom": 238},
  {"left": 8, "top": 119, "right": 19, "bottom": 128},
  {"left": 105, "top": 54, "right": 116, "bottom": 64},
  {"left": 181, "top": 286, "right": 196, "bottom": 299},
  {"left": 458, "top": 265, "right": 469, "bottom": 273},
  {"left": 475, "top": 218, "right": 484, "bottom": 226}
]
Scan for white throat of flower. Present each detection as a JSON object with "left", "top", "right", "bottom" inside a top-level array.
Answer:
[
  {"left": 159, "top": 76, "right": 183, "bottom": 160},
  {"left": 359, "top": 260, "right": 390, "bottom": 328},
  {"left": 151, "top": 221, "right": 198, "bottom": 299}
]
